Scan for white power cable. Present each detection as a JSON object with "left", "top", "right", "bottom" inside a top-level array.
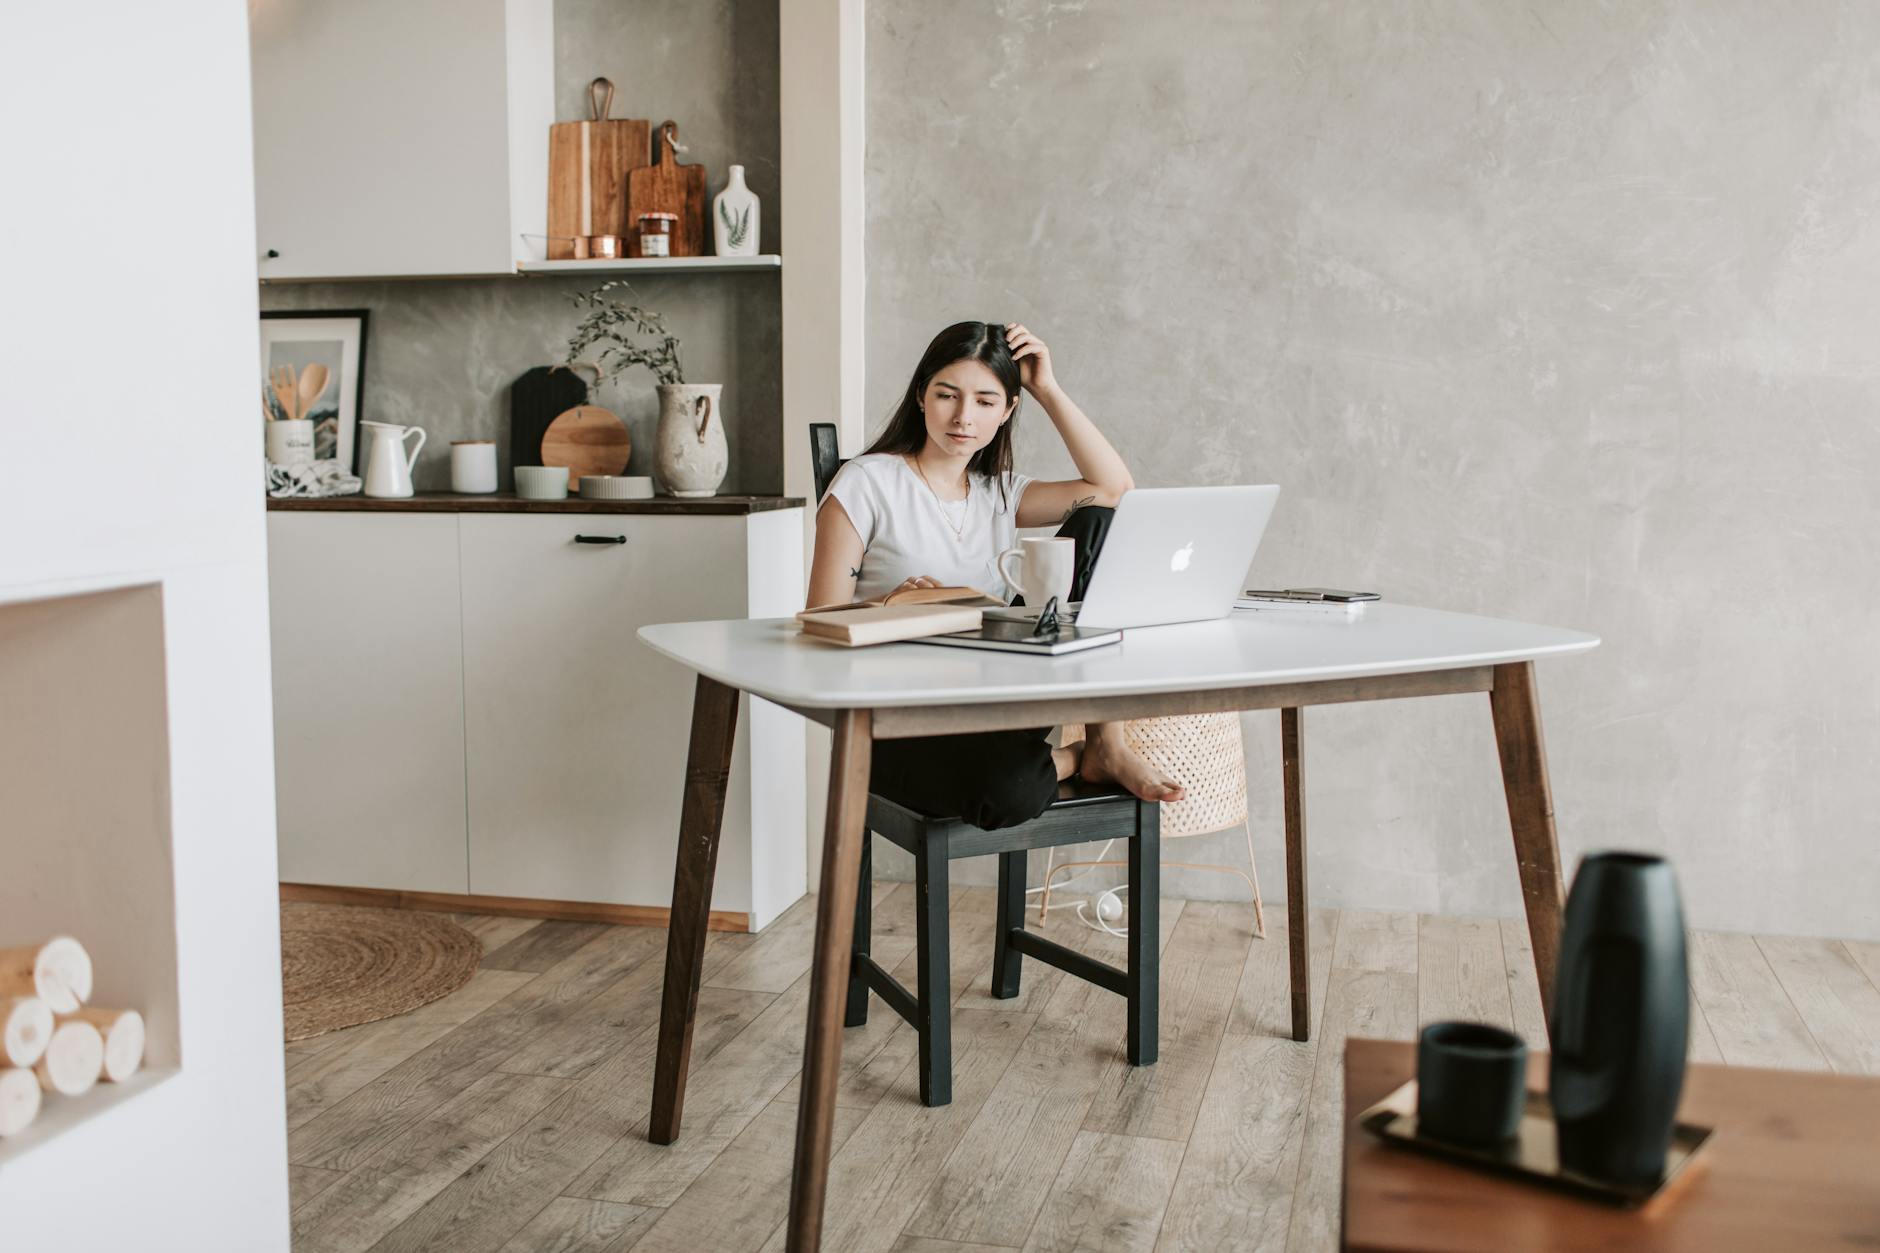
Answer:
[
  {"left": 1022, "top": 839, "right": 1117, "bottom": 910},
  {"left": 1018, "top": 840, "right": 1134, "bottom": 935},
  {"left": 1074, "top": 884, "right": 1129, "bottom": 937}
]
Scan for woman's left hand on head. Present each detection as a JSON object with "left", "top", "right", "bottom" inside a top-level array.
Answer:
[{"left": 1006, "top": 323, "right": 1056, "bottom": 397}]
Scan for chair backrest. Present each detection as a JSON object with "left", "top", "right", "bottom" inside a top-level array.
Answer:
[{"left": 810, "top": 422, "right": 845, "bottom": 502}]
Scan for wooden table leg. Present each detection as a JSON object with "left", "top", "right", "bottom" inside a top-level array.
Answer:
[
  {"left": 1489, "top": 660, "right": 1566, "bottom": 1031},
  {"left": 648, "top": 674, "right": 741, "bottom": 1145},
  {"left": 787, "top": 707, "right": 872, "bottom": 1252},
  {"left": 1281, "top": 706, "right": 1310, "bottom": 1043}
]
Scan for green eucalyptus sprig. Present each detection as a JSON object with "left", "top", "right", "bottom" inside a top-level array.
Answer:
[{"left": 564, "top": 281, "right": 685, "bottom": 386}]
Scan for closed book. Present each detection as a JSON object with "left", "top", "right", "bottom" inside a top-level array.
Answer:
[{"left": 797, "top": 603, "right": 986, "bottom": 647}]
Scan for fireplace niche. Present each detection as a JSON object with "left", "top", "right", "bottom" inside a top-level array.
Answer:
[{"left": 0, "top": 582, "right": 182, "bottom": 1157}]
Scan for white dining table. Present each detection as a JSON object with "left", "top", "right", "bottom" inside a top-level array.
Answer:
[{"left": 636, "top": 603, "right": 1599, "bottom": 1252}]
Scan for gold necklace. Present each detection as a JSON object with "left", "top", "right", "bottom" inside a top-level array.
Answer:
[{"left": 907, "top": 454, "right": 969, "bottom": 542}]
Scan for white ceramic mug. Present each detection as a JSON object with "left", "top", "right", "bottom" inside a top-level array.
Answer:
[
  {"left": 451, "top": 440, "right": 497, "bottom": 493},
  {"left": 997, "top": 536, "right": 1076, "bottom": 607},
  {"left": 265, "top": 419, "right": 315, "bottom": 466}
]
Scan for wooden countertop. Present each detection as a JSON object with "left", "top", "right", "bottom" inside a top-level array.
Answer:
[
  {"left": 267, "top": 492, "right": 805, "bottom": 515},
  {"left": 1341, "top": 1037, "right": 1880, "bottom": 1251}
]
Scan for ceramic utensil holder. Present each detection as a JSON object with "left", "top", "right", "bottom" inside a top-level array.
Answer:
[{"left": 266, "top": 419, "right": 315, "bottom": 466}]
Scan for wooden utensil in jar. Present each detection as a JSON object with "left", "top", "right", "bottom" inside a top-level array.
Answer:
[
  {"left": 269, "top": 366, "right": 299, "bottom": 422},
  {"left": 297, "top": 362, "right": 330, "bottom": 420}
]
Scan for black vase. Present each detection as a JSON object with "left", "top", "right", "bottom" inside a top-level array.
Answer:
[{"left": 1548, "top": 851, "right": 1689, "bottom": 1185}]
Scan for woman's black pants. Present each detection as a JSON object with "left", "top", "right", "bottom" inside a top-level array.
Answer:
[{"left": 868, "top": 505, "right": 1114, "bottom": 831}]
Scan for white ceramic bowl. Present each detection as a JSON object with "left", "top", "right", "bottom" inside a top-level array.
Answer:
[
  {"left": 580, "top": 475, "right": 654, "bottom": 500},
  {"left": 514, "top": 465, "right": 570, "bottom": 500}
]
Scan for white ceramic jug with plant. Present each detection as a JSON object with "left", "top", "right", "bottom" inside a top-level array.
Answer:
[{"left": 564, "top": 282, "right": 727, "bottom": 497}]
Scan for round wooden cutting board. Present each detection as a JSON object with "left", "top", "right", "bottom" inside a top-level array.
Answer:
[{"left": 540, "top": 404, "right": 632, "bottom": 480}]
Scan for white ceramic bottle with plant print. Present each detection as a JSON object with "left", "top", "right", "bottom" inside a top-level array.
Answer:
[{"left": 713, "top": 165, "right": 760, "bottom": 257}]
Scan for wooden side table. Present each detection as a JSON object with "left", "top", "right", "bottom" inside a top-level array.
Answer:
[{"left": 1343, "top": 1037, "right": 1880, "bottom": 1251}]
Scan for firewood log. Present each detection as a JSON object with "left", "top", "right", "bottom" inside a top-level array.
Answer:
[
  {"left": 33, "top": 1020, "right": 103, "bottom": 1097},
  {"left": 0, "top": 938, "right": 92, "bottom": 1014},
  {"left": 2, "top": 996, "right": 53, "bottom": 1069},
  {"left": 0, "top": 1066, "right": 40, "bottom": 1137},
  {"left": 57, "top": 1008, "right": 144, "bottom": 1082}
]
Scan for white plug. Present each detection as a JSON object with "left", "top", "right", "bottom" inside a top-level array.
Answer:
[{"left": 1095, "top": 889, "right": 1125, "bottom": 923}]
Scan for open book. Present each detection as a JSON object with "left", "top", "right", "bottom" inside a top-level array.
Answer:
[{"left": 796, "top": 585, "right": 1005, "bottom": 647}]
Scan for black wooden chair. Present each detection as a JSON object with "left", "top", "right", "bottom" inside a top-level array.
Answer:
[{"left": 809, "top": 421, "right": 1160, "bottom": 1107}]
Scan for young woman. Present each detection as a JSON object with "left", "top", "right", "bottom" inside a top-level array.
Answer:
[{"left": 807, "top": 320, "right": 1184, "bottom": 831}]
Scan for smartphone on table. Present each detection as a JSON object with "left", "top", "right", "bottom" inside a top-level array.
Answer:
[{"left": 1243, "top": 587, "right": 1381, "bottom": 603}]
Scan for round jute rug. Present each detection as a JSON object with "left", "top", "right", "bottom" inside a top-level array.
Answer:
[{"left": 281, "top": 903, "right": 482, "bottom": 1041}]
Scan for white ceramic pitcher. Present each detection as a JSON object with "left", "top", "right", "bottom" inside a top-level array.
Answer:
[{"left": 360, "top": 420, "right": 426, "bottom": 498}]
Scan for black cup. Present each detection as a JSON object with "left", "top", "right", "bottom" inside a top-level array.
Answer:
[{"left": 1416, "top": 1021, "right": 1529, "bottom": 1147}]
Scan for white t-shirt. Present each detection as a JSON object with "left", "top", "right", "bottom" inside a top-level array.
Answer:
[{"left": 826, "top": 452, "right": 1035, "bottom": 602}]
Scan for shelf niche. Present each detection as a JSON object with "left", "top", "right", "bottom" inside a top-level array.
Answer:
[{"left": 0, "top": 583, "right": 181, "bottom": 1160}]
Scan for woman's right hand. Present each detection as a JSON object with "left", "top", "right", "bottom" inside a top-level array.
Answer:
[{"left": 895, "top": 575, "right": 944, "bottom": 594}]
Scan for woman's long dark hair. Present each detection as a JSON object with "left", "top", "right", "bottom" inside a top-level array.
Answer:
[{"left": 864, "top": 321, "right": 1022, "bottom": 507}]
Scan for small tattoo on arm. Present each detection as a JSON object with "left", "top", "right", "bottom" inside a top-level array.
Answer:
[
  {"left": 1059, "top": 495, "right": 1096, "bottom": 524},
  {"left": 849, "top": 566, "right": 862, "bottom": 579}
]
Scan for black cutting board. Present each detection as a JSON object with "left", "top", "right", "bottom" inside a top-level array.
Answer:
[{"left": 510, "top": 366, "right": 591, "bottom": 477}]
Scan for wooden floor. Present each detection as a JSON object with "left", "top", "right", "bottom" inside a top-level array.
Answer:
[{"left": 283, "top": 887, "right": 1880, "bottom": 1252}]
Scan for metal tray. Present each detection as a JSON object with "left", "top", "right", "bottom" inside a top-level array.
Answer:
[{"left": 1357, "top": 1078, "right": 1713, "bottom": 1206}]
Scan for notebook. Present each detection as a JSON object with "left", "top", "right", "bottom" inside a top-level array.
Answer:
[
  {"left": 803, "top": 585, "right": 1004, "bottom": 614},
  {"left": 796, "top": 584, "right": 1006, "bottom": 647},
  {"left": 913, "top": 618, "right": 1121, "bottom": 656}
]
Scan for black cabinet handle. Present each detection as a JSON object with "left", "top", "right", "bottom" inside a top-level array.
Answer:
[
  {"left": 265, "top": 248, "right": 279, "bottom": 259},
  {"left": 574, "top": 534, "right": 628, "bottom": 545}
]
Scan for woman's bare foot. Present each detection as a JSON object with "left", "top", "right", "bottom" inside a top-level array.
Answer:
[{"left": 1079, "top": 723, "right": 1185, "bottom": 803}]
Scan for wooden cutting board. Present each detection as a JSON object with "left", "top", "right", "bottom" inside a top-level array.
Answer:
[
  {"left": 627, "top": 121, "right": 707, "bottom": 257},
  {"left": 541, "top": 405, "right": 632, "bottom": 481},
  {"left": 547, "top": 79, "right": 650, "bottom": 259},
  {"left": 511, "top": 365, "right": 592, "bottom": 472}
]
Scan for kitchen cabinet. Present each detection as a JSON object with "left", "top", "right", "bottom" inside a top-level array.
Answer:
[
  {"left": 266, "top": 501, "right": 807, "bottom": 930},
  {"left": 250, "top": 0, "right": 552, "bottom": 280},
  {"left": 268, "top": 513, "right": 469, "bottom": 892}
]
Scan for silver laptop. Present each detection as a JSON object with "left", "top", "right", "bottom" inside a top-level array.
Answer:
[{"left": 986, "top": 485, "right": 1280, "bottom": 630}]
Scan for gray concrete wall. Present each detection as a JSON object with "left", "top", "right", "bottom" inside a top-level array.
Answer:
[
  {"left": 863, "top": 0, "right": 1880, "bottom": 939},
  {"left": 261, "top": 0, "right": 781, "bottom": 493}
]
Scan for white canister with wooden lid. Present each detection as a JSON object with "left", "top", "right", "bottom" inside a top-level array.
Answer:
[{"left": 451, "top": 440, "right": 497, "bottom": 494}]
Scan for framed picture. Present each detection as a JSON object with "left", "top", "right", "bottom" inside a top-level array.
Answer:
[{"left": 259, "top": 309, "right": 369, "bottom": 470}]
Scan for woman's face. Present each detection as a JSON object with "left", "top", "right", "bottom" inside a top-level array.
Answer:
[{"left": 920, "top": 359, "right": 1015, "bottom": 459}]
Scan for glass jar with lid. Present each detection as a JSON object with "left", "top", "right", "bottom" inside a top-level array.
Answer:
[{"left": 636, "top": 213, "right": 678, "bottom": 257}]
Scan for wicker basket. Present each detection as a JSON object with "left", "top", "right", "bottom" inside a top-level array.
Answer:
[
  {"left": 1065, "top": 712, "right": 1249, "bottom": 839},
  {"left": 1049, "top": 712, "right": 1263, "bottom": 937}
]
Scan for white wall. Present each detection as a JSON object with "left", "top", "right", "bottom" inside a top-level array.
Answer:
[
  {"left": 780, "top": 0, "right": 867, "bottom": 891},
  {"left": 0, "top": 1, "right": 290, "bottom": 1246},
  {"left": 862, "top": 0, "right": 1880, "bottom": 941}
]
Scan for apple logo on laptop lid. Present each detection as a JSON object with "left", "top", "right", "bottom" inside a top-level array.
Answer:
[{"left": 1170, "top": 541, "right": 1194, "bottom": 572}]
